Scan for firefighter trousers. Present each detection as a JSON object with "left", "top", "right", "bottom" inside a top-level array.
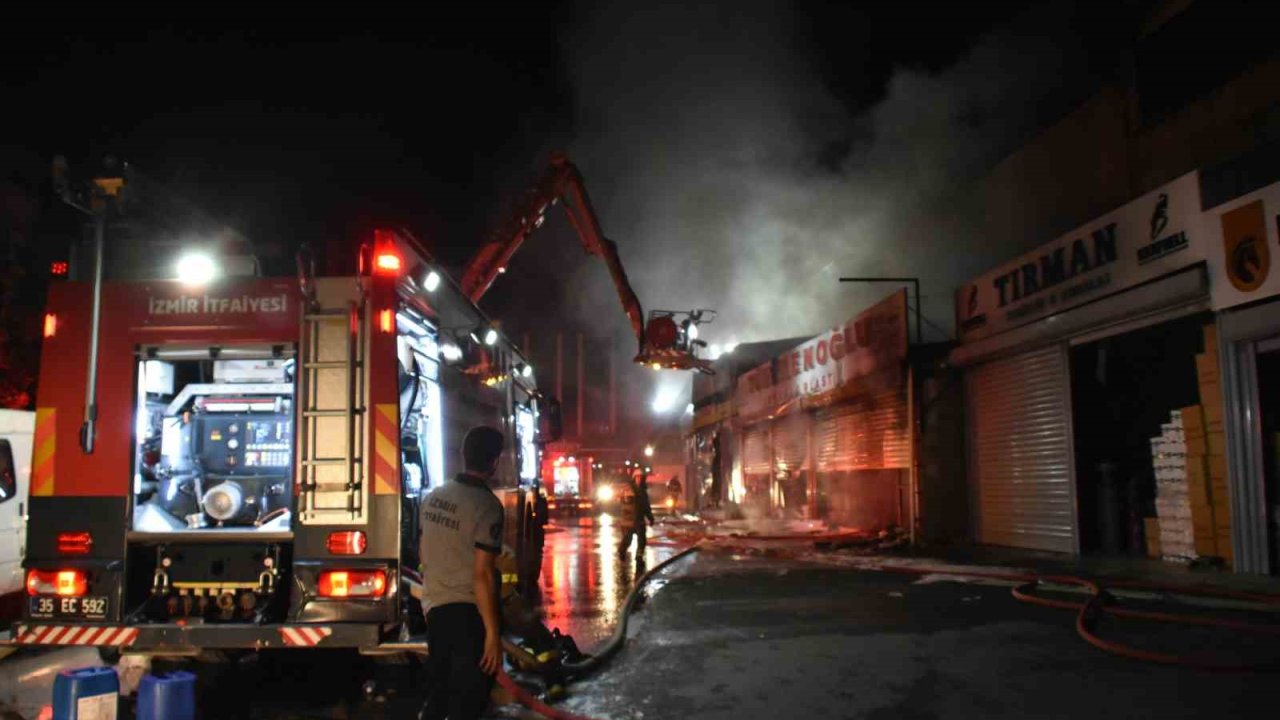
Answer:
[
  {"left": 619, "top": 523, "right": 647, "bottom": 557},
  {"left": 421, "top": 603, "right": 493, "bottom": 720}
]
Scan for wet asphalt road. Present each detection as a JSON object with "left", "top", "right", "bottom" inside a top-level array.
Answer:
[
  {"left": 533, "top": 513, "right": 697, "bottom": 653},
  {"left": 558, "top": 548, "right": 1280, "bottom": 719},
  {"left": 8, "top": 523, "right": 1277, "bottom": 718}
]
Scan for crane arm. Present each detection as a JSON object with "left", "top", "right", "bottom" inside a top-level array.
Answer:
[
  {"left": 460, "top": 153, "right": 645, "bottom": 352},
  {"left": 460, "top": 153, "right": 713, "bottom": 373}
]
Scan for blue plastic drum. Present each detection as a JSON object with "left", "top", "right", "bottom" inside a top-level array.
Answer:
[
  {"left": 135, "top": 671, "right": 197, "bottom": 720},
  {"left": 51, "top": 666, "right": 119, "bottom": 720}
]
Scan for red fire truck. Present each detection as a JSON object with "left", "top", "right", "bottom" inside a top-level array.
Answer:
[
  {"left": 14, "top": 154, "right": 712, "bottom": 659},
  {"left": 15, "top": 229, "right": 553, "bottom": 655}
]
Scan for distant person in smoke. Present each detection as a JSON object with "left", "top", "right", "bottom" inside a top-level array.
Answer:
[
  {"left": 779, "top": 468, "right": 808, "bottom": 517},
  {"left": 618, "top": 472, "right": 655, "bottom": 561},
  {"left": 709, "top": 432, "right": 723, "bottom": 508}
]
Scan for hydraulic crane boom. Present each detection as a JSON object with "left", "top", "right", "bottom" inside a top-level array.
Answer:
[{"left": 461, "top": 153, "right": 713, "bottom": 373}]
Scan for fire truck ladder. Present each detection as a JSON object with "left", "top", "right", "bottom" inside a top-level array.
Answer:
[{"left": 297, "top": 303, "right": 367, "bottom": 523}]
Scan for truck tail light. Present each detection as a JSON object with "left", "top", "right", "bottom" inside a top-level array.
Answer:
[
  {"left": 374, "top": 252, "right": 402, "bottom": 275},
  {"left": 43, "top": 313, "right": 57, "bottom": 338},
  {"left": 326, "top": 531, "right": 367, "bottom": 555},
  {"left": 27, "top": 569, "right": 88, "bottom": 597},
  {"left": 57, "top": 532, "right": 94, "bottom": 555},
  {"left": 318, "top": 570, "right": 386, "bottom": 598},
  {"left": 379, "top": 309, "right": 394, "bottom": 333}
]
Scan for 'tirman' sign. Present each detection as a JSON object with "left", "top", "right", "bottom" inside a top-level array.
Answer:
[{"left": 956, "top": 171, "right": 1203, "bottom": 343}]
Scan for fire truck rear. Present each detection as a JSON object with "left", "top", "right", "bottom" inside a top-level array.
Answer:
[{"left": 15, "top": 229, "right": 549, "bottom": 656}]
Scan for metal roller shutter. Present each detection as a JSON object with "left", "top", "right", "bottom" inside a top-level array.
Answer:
[
  {"left": 772, "top": 413, "right": 808, "bottom": 472},
  {"left": 815, "top": 407, "right": 852, "bottom": 472},
  {"left": 966, "top": 345, "right": 1075, "bottom": 553},
  {"left": 815, "top": 389, "right": 909, "bottom": 472},
  {"left": 742, "top": 425, "right": 771, "bottom": 475}
]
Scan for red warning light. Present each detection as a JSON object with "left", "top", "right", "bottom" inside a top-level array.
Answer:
[
  {"left": 49, "top": 261, "right": 69, "bottom": 278},
  {"left": 374, "top": 252, "right": 402, "bottom": 275}
]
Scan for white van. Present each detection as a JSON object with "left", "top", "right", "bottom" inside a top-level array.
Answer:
[{"left": 0, "top": 409, "right": 33, "bottom": 601}]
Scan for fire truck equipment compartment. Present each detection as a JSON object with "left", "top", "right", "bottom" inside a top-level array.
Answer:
[{"left": 132, "top": 356, "right": 295, "bottom": 534}]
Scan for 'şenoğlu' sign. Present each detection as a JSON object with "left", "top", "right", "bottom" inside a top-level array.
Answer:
[
  {"left": 735, "top": 290, "right": 908, "bottom": 423},
  {"left": 956, "top": 171, "right": 1204, "bottom": 343}
]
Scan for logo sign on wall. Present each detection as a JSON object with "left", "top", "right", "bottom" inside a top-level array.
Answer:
[
  {"left": 957, "top": 172, "right": 1203, "bottom": 343},
  {"left": 1208, "top": 183, "right": 1280, "bottom": 310},
  {"left": 1221, "top": 200, "right": 1270, "bottom": 292}
]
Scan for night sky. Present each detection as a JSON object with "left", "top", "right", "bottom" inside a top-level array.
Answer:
[
  {"left": 2, "top": 1, "right": 1133, "bottom": 416},
  {"left": 5, "top": 1, "right": 1025, "bottom": 267}
]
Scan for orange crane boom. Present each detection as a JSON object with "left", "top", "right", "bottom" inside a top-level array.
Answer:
[{"left": 461, "top": 153, "right": 712, "bottom": 373}]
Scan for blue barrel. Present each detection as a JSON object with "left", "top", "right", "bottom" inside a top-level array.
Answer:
[
  {"left": 135, "top": 671, "right": 196, "bottom": 720},
  {"left": 52, "top": 666, "right": 118, "bottom": 720}
]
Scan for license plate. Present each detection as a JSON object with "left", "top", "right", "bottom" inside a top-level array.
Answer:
[{"left": 29, "top": 595, "right": 109, "bottom": 619}]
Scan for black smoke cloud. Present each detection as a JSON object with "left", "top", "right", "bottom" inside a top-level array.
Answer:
[
  {"left": 556, "top": 0, "right": 1104, "bottom": 351},
  {"left": 490, "top": 0, "right": 1119, "bottom": 438}
]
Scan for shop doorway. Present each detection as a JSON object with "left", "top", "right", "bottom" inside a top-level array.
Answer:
[
  {"left": 1069, "top": 314, "right": 1210, "bottom": 555},
  {"left": 1255, "top": 345, "right": 1280, "bottom": 573}
]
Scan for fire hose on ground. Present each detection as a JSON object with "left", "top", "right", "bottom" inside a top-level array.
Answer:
[{"left": 499, "top": 529, "right": 1280, "bottom": 720}]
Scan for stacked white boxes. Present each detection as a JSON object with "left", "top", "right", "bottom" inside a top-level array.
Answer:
[{"left": 1151, "top": 410, "right": 1194, "bottom": 561}]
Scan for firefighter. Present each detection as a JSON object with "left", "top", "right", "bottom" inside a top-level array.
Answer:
[
  {"left": 419, "top": 426, "right": 506, "bottom": 720},
  {"left": 618, "top": 471, "right": 655, "bottom": 560},
  {"left": 496, "top": 546, "right": 584, "bottom": 700}
]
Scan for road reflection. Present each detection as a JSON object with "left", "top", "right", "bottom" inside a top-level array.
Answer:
[{"left": 536, "top": 514, "right": 691, "bottom": 652}]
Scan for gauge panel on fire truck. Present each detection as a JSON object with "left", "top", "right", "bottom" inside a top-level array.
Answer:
[{"left": 192, "top": 414, "right": 293, "bottom": 474}]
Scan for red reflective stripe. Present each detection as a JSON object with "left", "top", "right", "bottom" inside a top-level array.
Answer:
[
  {"left": 279, "top": 626, "right": 332, "bottom": 646},
  {"left": 43, "top": 627, "right": 67, "bottom": 644},
  {"left": 76, "top": 627, "right": 103, "bottom": 645},
  {"left": 57, "top": 627, "right": 83, "bottom": 645}
]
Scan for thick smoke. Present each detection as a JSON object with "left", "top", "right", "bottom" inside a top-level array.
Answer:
[
  {"left": 558, "top": 0, "right": 1095, "bottom": 350},
  {"left": 502, "top": 0, "right": 1108, "bottom": 437}
]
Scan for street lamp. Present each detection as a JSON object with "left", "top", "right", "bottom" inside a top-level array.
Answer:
[{"left": 644, "top": 444, "right": 655, "bottom": 458}]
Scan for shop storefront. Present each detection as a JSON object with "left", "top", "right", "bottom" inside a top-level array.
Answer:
[
  {"left": 687, "top": 399, "right": 733, "bottom": 511},
  {"left": 730, "top": 291, "right": 912, "bottom": 532},
  {"left": 1205, "top": 180, "right": 1280, "bottom": 574},
  {"left": 686, "top": 338, "right": 809, "bottom": 513},
  {"left": 953, "top": 171, "right": 1212, "bottom": 555}
]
